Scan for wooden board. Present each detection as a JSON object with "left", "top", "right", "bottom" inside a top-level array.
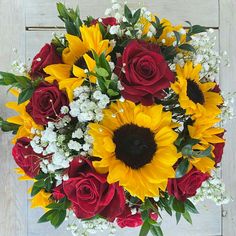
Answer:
[
  {"left": 0, "top": 0, "right": 28, "bottom": 236},
  {"left": 1, "top": 0, "right": 236, "bottom": 235},
  {"left": 25, "top": 0, "right": 219, "bottom": 28},
  {"left": 219, "top": 1, "right": 236, "bottom": 235}
]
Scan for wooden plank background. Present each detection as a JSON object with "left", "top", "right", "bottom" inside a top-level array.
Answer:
[{"left": 0, "top": 0, "right": 235, "bottom": 235}]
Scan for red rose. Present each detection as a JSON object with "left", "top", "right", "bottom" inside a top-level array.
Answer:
[
  {"left": 115, "top": 40, "right": 175, "bottom": 106},
  {"left": 26, "top": 82, "right": 69, "bottom": 125},
  {"left": 212, "top": 82, "right": 221, "bottom": 93},
  {"left": 63, "top": 157, "right": 126, "bottom": 221},
  {"left": 53, "top": 184, "right": 65, "bottom": 201},
  {"left": 116, "top": 205, "right": 143, "bottom": 228},
  {"left": 167, "top": 168, "right": 210, "bottom": 201},
  {"left": 12, "top": 137, "right": 41, "bottom": 178},
  {"left": 149, "top": 212, "right": 158, "bottom": 221},
  {"left": 214, "top": 132, "right": 225, "bottom": 166},
  {"left": 91, "top": 17, "right": 117, "bottom": 27},
  {"left": 30, "top": 43, "right": 62, "bottom": 79}
]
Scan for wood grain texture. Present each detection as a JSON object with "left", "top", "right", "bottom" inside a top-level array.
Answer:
[
  {"left": 0, "top": 0, "right": 28, "bottom": 236},
  {"left": 220, "top": 0, "right": 236, "bottom": 235},
  {"left": 25, "top": 0, "right": 219, "bottom": 28},
  {"left": 1, "top": 0, "right": 236, "bottom": 235}
]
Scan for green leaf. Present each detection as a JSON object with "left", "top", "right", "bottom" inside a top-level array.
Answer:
[
  {"left": 99, "top": 53, "right": 111, "bottom": 75},
  {"left": 0, "top": 117, "right": 20, "bottom": 133},
  {"left": 141, "top": 210, "right": 149, "bottom": 221},
  {"left": 38, "top": 210, "right": 54, "bottom": 223},
  {"left": 107, "top": 89, "right": 119, "bottom": 97},
  {"left": 15, "top": 76, "right": 31, "bottom": 88},
  {"left": 173, "top": 31, "right": 181, "bottom": 46},
  {"left": 124, "top": 5, "right": 132, "bottom": 22},
  {"left": 150, "top": 225, "right": 163, "bottom": 236},
  {"left": 139, "top": 220, "right": 151, "bottom": 236},
  {"left": 0, "top": 71, "right": 16, "bottom": 85},
  {"left": 132, "top": 9, "right": 141, "bottom": 25},
  {"left": 57, "top": 3, "right": 82, "bottom": 36},
  {"left": 175, "top": 158, "right": 189, "bottom": 178},
  {"left": 51, "top": 210, "right": 66, "bottom": 228},
  {"left": 158, "top": 197, "right": 172, "bottom": 216},
  {"left": 57, "top": 3, "right": 68, "bottom": 19},
  {"left": 175, "top": 212, "right": 181, "bottom": 224},
  {"left": 31, "top": 180, "right": 45, "bottom": 197},
  {"left": 179, "top": 44, "right": 196, "bottom": 53},
  {"left": 185, "top": 21, "right": 192, "bottom": 27},
  {"left": 145, "top": 199, "right": 158, "bottom": 214},
  {"left": 172, "top": 198, "right": 185, "bottom": 213},
  {"left": 97, "top": 77, "right": 107, "bottom": 92},
  {"left": 18, "top": 87, "right": 34, "bottom": 104},
  {"left": 95, "top": 67, "right": 109, "bottom": 78},
  {"left": 181, "top": 144, "right": 193, "bottom": 156},
  {"left": 192, "top": 146, "right": 212, "bottom": 158},
  {"left": 190, "top": 25, "right": 206, "bottom": 35},
  {"left": 184, "top": 199, "right": 199, "bottom": 214},
  {"left": 155, "top": 16, "right": 160, "bottom": 26},
  {"left": 182, "top": 211, "right": 192, "bottom": 224}
]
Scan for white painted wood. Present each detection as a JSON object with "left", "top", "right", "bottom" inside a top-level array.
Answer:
[
  {"left": 219, "top": 1, "right": 236, "bottom": 235},
  {"left": 3, "top": 0, "right": 236, "bottom": 235},
  {"left": 0, "top": 0, "right": 28, "bottom": 236},
  {"left": 25, "top": 0, "right": 219, "bottom": 28}
]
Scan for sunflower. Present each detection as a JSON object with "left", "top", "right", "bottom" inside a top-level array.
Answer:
[
  {"left": 44, "top": 24, "right": 113, "bottom": 101},
  {"left": 30, "top": 189, "right": 52, "bottom": 211},
  {"left": 5, "top": 89, "right": 43, "bottom": 143},
  {"left": 187, "top": 115, "right": 225, "bottom": 172},
  {"left": 88, "top": 100, "right": 180, "bottom": 201},
  {"left": 171, "top": 61, "right": 223, "bottom": 119},
  {"left": 157, "top": 19, "right": 186, "bottom": 47}
]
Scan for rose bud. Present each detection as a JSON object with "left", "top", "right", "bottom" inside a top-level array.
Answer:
[
  {"left": 30, "top": 43, "right": 62, "bottom": 79},
  {"left": 52, "top": 184, "right": 66, "bottom": 201},
  {"left": 12, "top": 137, "right": 41, "bottom": 178},
  {"left": 116, "top": 205, "right": 143, "bottom": 228},
  {"left": 115, "top": 40, "right": 175, "bottom": 106},
  {"left": 149, "top": 211, "right": 158, "bottom": 221},
  {"left": 213, "top": 132, "right": 225, "bottom": 166},
  {"left": 91, "top": 17, "right": 117, "bottom": 28},
  {"left": 167, "top": 168, "right": 210, "bottom": 202},
  {"left": 63, "top": 157, "right": 126, "bottom": 221},
  {"left": 26, "top": 81, "right": 69, "bottom": 125}
]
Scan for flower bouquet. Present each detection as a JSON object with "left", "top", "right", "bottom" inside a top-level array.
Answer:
[{"left": 0, "top": 1, "right": 231, "bottom": 236}]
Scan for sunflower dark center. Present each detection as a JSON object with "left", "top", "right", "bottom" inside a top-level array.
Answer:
[
  {"left": 74, "top": 51, "right": 93, "bottom": 69},
  {"left": 187, "top": 79, "right": 205, "bottom": 105},
  {"left": 113, "top": 124, "right": 157, "bottom": 169}
]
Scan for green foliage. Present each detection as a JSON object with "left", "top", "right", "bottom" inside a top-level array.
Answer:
[
  {"left": 31, "top": 173, "right": 55, "bottom": 197},
  {"left": 157, "top": 194, "right": 172, "bottom": 216},
  {"left": 38, "top": 198, "right": 71, "bottom": 228},
  {"left": 138, "top": 198, "right": 164, "bottom": 236},
  {"left": 150, "top": 225, "right": 164, "bottom": 236},
  {"left": 178, "top": 43, "right": 196, "bottom": 53},
  {"left": 0, "top": 71, "right": 41, "bottom": 104},
  {"left": 151, "top": 16, "right": 164, "bottom": 38},
  {"left": 171, "top": 197, "right": 198, "bottom": 225},
  {"left": 172, "top": 198, "right": 185, "bottom": 213},
  {"left": 139, "top": 220, "right": 151, "bottom": 236},
  {"left": 175, "top": 158, "right": 189, "bottom": 178},
  {"left": 184, "top": 199, "right": 199, "bottom": 214},
  {"left": 0, "top": 117, "right": 20, "bottom": 134},
  {"left": 92, "top": 52, "right": 120, "bottom": 99},
  {"left": 57, "top": 3, "right": 82, "bottom": 36},
  {"left": 185, "top": 21, "right": 207, "bottom": 42},
  {"left": 182, "top": 143, "right": 213, "bottom": 159},
  {"left": 124, "top": 5, "right": 141, "bottom": 26}
]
